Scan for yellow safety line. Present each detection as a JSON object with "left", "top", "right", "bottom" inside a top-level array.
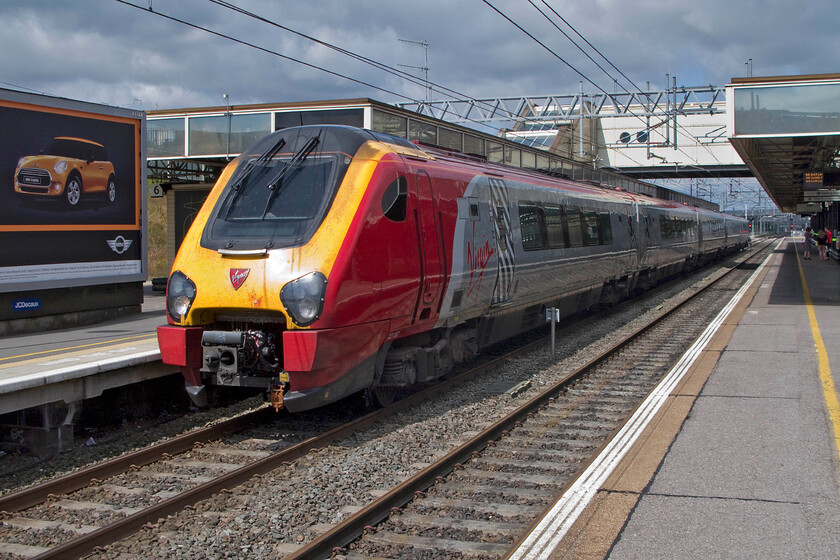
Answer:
[
  {"left": 0, "top": 334, "right": 157, "bottom": 363},
  {"left": 796, "top": 251, "right": 840, "bottom": 459}
]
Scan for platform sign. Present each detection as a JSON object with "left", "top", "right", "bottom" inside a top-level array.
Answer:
[
  {"left": 796, "top": 202, "right": 822, "bottom": 213},
  {"left": 804, "top": 172, "right": 824, "bottom": 191},
  {"left": 804, "top": 190, "right": 840, "bottom": 202},
  {"left": 0, "top": 88, "right": 146, "bottom": 292}
]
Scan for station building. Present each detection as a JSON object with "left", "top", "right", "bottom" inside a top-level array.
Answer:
[{"left": 146, "top": 98, "right": 715, "bottom": 270}]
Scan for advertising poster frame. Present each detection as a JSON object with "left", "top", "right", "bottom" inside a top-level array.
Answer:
[{"left": 0, "top": 88, "right": 147, "bottom": 295}]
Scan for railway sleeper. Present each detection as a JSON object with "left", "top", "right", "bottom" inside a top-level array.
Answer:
[
  {"left": 390, "top": 512, "right": 526, "bottom": 538},
  {"left": 469, "top": 456, "right": 578, "bottom": 475},
  {"left": 488, "top": 445, "right": 594, "bottom": 463},
  {"left": 453, "top": 468, "right": 562, "bottom": 487},
  {"left": 360, "top": 531, "right": 511, "bottom": 557},
  {"left": 438, "top": 483, "right": 554, "bottom": 502}
]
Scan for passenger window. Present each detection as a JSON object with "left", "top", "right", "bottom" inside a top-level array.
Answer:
[
  {"left": 519, "top": 204, "right": 546, "bottom": 251},
  {"left": 583, "top": 211, "right": 600, "bottom": 246},
  {"left": 566, "top": 209, "right": 584, "bottom": 247},
  {"left": 544, "top": 206, "right": 566, "bottom": 248},
  {"left": 469, "top": 199, "right": 480, "bottom": 220},
  {"left": 381, "top": 176, "right": 408, "bottom": 222}
]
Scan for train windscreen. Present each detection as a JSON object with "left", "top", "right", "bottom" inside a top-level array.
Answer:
[{"left": 200, "top": 126, "right": 367, "bottom": 251}]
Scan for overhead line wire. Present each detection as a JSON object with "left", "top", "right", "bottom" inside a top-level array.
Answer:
[
  {"left": 113, "top": 0, "right": 672, "bottom": 182},
  {"left": 536, "top": 1, "right": 727, "bottom": 168},
  {"left": 518, "top": 0, "right": 728, "bottom": 170},
  {"left": 539, "top": 0, "right": 645, "bottom": 94},
  {"left": 116, "top": 0, "right": 512, "bottom": 135},
  {"left": 205, "top": 0, "right": 512, "bottom": 126},
  {"left": 113, "top": 0, "right": 413, "bottom": 103}
]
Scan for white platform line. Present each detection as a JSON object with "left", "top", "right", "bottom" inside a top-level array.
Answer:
[{"left": 508, "top": 241, "right": 781, "bottom": 560}]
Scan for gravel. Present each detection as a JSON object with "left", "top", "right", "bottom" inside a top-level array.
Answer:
[{"left": 0, "top": 258, "right": 739, "bottom": 559}]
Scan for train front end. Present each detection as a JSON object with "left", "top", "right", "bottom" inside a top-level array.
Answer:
[{"left": 156, "top": 125, "right": 398, "bottom": 411}]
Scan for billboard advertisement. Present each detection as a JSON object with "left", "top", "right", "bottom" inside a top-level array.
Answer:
[{"left": 0, "top": 89, "right": 146, "bottom": 293}]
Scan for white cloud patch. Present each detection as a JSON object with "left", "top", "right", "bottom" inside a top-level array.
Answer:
[{"left": 0, "top": 0, "right": 836, "bottom": 111}]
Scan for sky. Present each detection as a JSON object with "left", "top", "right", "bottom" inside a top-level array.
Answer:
[
  {"left": 2, "top": 0, "right": 837, "bottom": 112},
  {"left": 2, "top": 0, "right": 837, "bottom": 210}
]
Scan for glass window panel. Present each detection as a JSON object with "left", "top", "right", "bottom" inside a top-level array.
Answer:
[
  {"left": 438, "top": 127, "right": 462, "bottom": 150},
  {"left": 275, "top": 111, "right": 303, "bottom": 130},
  {"left": 487, "top": 141, "right": 504, "bottom": 163},
  {"left": 147, "top": 118, "right": 185, "bottom": 157},
  {"left": 188, "top": 114, "right": 270, "bottom": 156},
  {"left": 505, "top": 147, "right": 521, "bottom": 167},
  {"left": 521, "top": 150, "right": 536, "bottom": 169},
  {"left": 536, "top": 154, "right": 550, "bottom": 172},
  {"left": 583, "top": 211, "right": 600, "bottom": 245},
  {"left": 566, "top": 208, "right": 583, "bottom": 247},
  {"left": 188, "top": 115, "right": 228, "bottom": 156},
  {"left": 519, "top": 204, "right": 545, "bottom": 250},
  {"left": 733, "top": 82, "right": 840, "bottom": 135},
  {"left": 228, "top": 113, "right": 270, "bottom": 154},
  {"left": 274, "top": 109, "right": 363, "bottom": 132},
  {"left": 371, "top": 109, "right": 407, "bottom": 137},
  {"left": 408, "top": 120, "right": 437, "bottom": 144},
  {"left": 544, "top": 205, "right": 566, "bottom": 248},
  {"left": 301, "top": 108, "right": 363, "bottom": 128},
  {"left": 464, "top": 134, "right": 484, "bottom": 156}
]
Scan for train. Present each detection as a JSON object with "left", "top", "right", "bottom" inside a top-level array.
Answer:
[{"left": 156, "top": 125, "right": 750, "bottom": 412}]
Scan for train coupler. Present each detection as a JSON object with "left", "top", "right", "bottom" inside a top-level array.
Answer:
[{"left": 269, "top": 384, "right": 285, "bottom": 412}]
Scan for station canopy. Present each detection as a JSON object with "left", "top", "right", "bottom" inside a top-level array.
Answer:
[
  {"left": 727, "top": 74, "right": 840, "bottom": 213},
  {"left": 146, "top": 98, "right": 716, "bottom": 210}
]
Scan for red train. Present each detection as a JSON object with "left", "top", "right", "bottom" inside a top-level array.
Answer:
[{"left": 157, "top": 125, "right": 749, "bottom": 411}]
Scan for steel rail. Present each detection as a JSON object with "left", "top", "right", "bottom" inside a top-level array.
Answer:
[
  {"left": 15, "top": 240, "right": 771, "bottom": 559},
  {"left": 0, "top": 406, "right": 276, "bottom": 513},
  {"left": 283, "top": 241, "right": 773, "bottom": 559}
]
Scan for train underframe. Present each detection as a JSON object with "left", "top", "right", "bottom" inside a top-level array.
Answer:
[{"left": 169, "top": 242, "right": 747, "bottom": 411}]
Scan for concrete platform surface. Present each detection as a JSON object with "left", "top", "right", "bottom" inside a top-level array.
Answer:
[
  {"left": 0, "top": 283, "right": 174, "bottom": 415},
  {"left": 544, "top": 237, "right": 840, "bottom": 559}
]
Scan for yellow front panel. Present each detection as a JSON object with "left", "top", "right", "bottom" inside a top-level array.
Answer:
[{"left": 172, "top": 141, "right": 389, "bottom": 330}]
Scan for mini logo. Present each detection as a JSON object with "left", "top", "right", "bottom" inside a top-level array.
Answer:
[
  {"left": 229, "top": 268, "right": 250, "bottom": 290},
  {"left": 106, "top": 236, "right": 133, "bottom": 254}
]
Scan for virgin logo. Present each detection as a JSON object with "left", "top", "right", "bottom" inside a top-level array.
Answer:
[{"left": 229, "top": 268, "right": 250, "bottom": 290}]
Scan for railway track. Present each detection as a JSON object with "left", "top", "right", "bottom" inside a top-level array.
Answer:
[
  {"left": 287, "top": 240, "right": 777, "bottom": 559},
  {"left": 0, "top": 241, "right": 774, "bottom": 560}
]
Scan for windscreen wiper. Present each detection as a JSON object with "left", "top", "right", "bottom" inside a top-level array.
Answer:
[
  {"left": 261, "top": 135, "right": 320, "bottom": 219},
  {"left": 223, "top": 137, "right": 287, "bottom": 219}
]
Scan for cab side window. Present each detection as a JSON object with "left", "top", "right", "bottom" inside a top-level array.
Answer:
[{"left": 381, "top": 176, "right": 408, "bottom": 222}]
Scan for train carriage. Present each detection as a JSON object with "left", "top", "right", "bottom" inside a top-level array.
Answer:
[{"left": 157, "top": 125, "right": 749, "bottom": 412}]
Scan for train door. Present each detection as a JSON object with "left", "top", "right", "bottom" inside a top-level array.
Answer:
[
  {"left": 415, "top": 170, "right": 444, "bottom": 318},
  {"left": 489, "top": 178, "right": 515, "bottom": 305}
]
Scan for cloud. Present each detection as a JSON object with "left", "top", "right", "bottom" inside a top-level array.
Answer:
[{"left": 0, "top": 0, "right": 836, "bottom": 111}]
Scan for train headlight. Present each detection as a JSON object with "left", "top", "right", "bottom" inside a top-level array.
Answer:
[
  {"left": 167, "top": 270, "right": 197, "bottom": 322},
  {"left": 280, "top": 272, "right": 327, "bottom": 327}
]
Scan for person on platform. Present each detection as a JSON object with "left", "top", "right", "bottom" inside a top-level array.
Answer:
[
  {"left": 803, "top": 227, "right": 812, "bottom": 259},
  {"left": 816, "top": 228, "right": 828, "bottom": 260}
]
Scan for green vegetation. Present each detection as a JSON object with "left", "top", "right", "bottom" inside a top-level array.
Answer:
[{"left": 146, "top": 187, "right": 168, "bottom": 280}]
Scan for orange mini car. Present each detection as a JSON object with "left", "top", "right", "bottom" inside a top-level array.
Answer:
[{"left": 14, "top": 137, "right": 116, "bottom": 207}]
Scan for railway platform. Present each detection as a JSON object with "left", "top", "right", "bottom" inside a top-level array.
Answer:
[
  {"left": 0, "top": 283, "right": 173, "bottom": 454},
  {"left": 511, "top": 236, "right": 840, "bottom": 559}
]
